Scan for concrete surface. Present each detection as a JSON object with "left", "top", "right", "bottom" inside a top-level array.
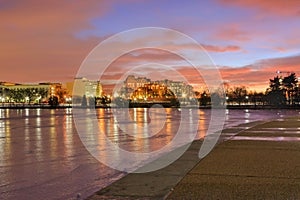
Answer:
[
  {"left": 168, "top": 116, "right": 300, "bottom": 199},
  {"left": 88, "top": 117, "right": 300, "bottom": 200}
]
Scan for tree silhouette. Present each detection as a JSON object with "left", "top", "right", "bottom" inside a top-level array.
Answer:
[
  {"left": 24, "top": 88, "right": 36, "bottom": 104},
  {"left": 8, "top": 89, "right": 25, "bottom": 103},
  {"left": 199, "top": 91, "right": 210, "bottom": 106},
  {"left": 267, "top": 76, "right": 286, "bottom": 106},
  {"left": 269, "top": 76, "right": 282, "bottom": 91},
  {"left": 81, "top": 95, "right": 87, "bottom": 107},
  {"left": 232, "top": 86, "right": 247, "bottom": 105},
  {"left": 283, "top": 73, "right": 298, "bottom": 105},
  {"left": 56, "top": 88, "right": 69, "bottom": 103},
  {"left": 48, "top": 96, "right": 59, "bottom": 107},
  {"left": 37, "top": 88, "right": 49, "bottom": 102},
  {"left": 88, "top": 97, "right": 96, "bottom": 108}
]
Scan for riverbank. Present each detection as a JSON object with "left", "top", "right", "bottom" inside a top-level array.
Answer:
[
  {"left": 0, "top": 104, "right": 300, "bottom": 109},
  {"left": 0, "top": 104, "right": 108, "bottom": 109},
  {"left": 87, "top": 116, "right": 300, "bottom": 199}
]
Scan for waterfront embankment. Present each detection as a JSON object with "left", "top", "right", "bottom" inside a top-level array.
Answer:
[{"left": 88, "top": 116, "right": 300, "bottom": 199}]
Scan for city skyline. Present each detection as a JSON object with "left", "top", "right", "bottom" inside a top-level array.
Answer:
[{"left": 1, "top": 1, "right": 300, "bottom": 92}]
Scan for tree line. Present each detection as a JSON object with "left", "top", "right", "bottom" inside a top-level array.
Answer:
[
  {"left": 0, "top": 87, "right": 69, "bottom": 106},
  {"left": 198, "top": 73, "right": 299, "bottom": 107},
  {"left": 0, "top": 88, "right": 49, "bottom": 104},
  {"left": 267, "top": 73, "right": 299, "bottom": 106}
]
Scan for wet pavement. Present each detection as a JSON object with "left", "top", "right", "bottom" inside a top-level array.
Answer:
[
  {"left": 0, "top": 109, "right": 299, "bottom": 199},
  {"left": 89, "top": 116, "right": 300, "bottom": 199},
  {"left": 168, "top": 116, "right": 300, "bottom": 199}
]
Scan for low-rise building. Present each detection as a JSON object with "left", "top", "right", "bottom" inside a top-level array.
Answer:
[
  {"left": 0, "top": 82, "right": 63, "bottom": 103},
  {"left": 119, "top": 75, "right": 195, "bottom": 99}
]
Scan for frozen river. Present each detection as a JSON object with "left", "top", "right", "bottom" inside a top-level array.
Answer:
[{"left": 0, "top": 108, "right": 299, "bottom": 200}]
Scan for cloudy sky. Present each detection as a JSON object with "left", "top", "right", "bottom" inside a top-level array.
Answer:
[{"left": 1, "top": 0, "right": 300, "bottom": 92}]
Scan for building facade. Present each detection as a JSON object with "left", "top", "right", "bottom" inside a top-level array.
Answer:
[
  {"left": 67, "top": 77, "right": 103, "bottom": 98},
  {"left": 0, "top": 82, "right": 63, "bottom": 103},
  {"left": 119, "top": 75, "right": 195, "bottom": 99}
]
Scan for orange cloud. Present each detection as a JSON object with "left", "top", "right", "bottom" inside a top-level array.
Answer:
[
  {"left": 0, "top": 1, "right": 112, "bottom": 83},
  {"left": 162, "top": 43, "right": 242, "bottom": 53},
  {"left": 218, "top": 0, "right": 300, "bottom": 16},
  {"left": 202, "top": 44, "right": 241, "bottom": 52},
  {"left": 218, "top": 54, "right": 300, "bottom": 91},
  {"left": 213, "top": 24, "right": 251, "bottom": 42},
  {"left": 99, "top": 48, "right": 300, "bottom": 93}
]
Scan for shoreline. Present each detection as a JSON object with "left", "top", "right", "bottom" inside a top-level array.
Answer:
[
  {"left": 86, "top": 119, "right": 270, "bottom": 200},
  {"left": 0, "top": 105, "right": 299, "bottom": 109},
  {"left": 87, "top": 116, "right": 300, "bottom": 199}
]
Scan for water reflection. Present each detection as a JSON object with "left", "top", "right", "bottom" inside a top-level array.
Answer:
[
  {"left": 97, "top": 108, "right": 183, "bottom": 153},
  {"left": 63, "top": 108, "right": 74, "bottom": 158},
  {"left": 0, "top": 120, "right": 4, "bottom": 137},
  {"left": 232, "top": 136, "right": 300, "bottom": 141},
  {"left": 244, "top": 110, "right": 250, "bottom": 123},
  {"left": 25, "top": 108, "right": 29, "bottom": 117},
  {"left": 0, "top": 108, "right": 299, "bottom": 199},
  {"left": 198, "top": 110, "right": 207, "bottom": 138},
  {"left": 4, "top": 119, "right": 11, "bottom": 165},
  {"left": 0, "top": 109, "right": 4, "bottom": 119}
]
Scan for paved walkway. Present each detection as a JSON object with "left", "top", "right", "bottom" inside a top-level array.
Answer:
[{"left": 88, "top": 117, "right": 300, "bottom": 199}]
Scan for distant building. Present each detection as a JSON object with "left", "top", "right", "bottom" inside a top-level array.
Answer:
[
  {"left": 131, "top": 83, "right": 175, "bottom": 101},
  {"left": 67, "top": 77, "right": 103, "bottom": 98},
  {"left": 0, "top": 82, "right": 63, "bottom": 103},
  {"left": 154, "top": 80, "right": 194, "bottom": 98},
  {"left": 125, "top": 75, "right": 151, "bottom": 90},
  {"left": 118, "top": 75, "right": 195, "bottom": 99}
]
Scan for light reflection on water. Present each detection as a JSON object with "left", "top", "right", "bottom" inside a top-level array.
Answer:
[
  {"left": 0, "top": 108, "right": 299, "bottom": 200},
  {"left": 232, "top": 136, "right": 300, "bottom": 142}
]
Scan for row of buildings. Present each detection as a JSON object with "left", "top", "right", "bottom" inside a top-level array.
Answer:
[
  {"left": 0, "top": 82, "right": 63, "bottom": 103},
  {"left": 0, "top": 78, "right": 103, "bottom": 104},
  {"left": 0, "top": 75, "right": 195, "bottom": 104},
  {"left": 118, "top": 75, "right": 195, "bottom": 100}
]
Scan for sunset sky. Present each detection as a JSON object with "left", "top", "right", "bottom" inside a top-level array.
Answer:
[{"left": 1, "top": 0, "right": 300, "bottom": 92}]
